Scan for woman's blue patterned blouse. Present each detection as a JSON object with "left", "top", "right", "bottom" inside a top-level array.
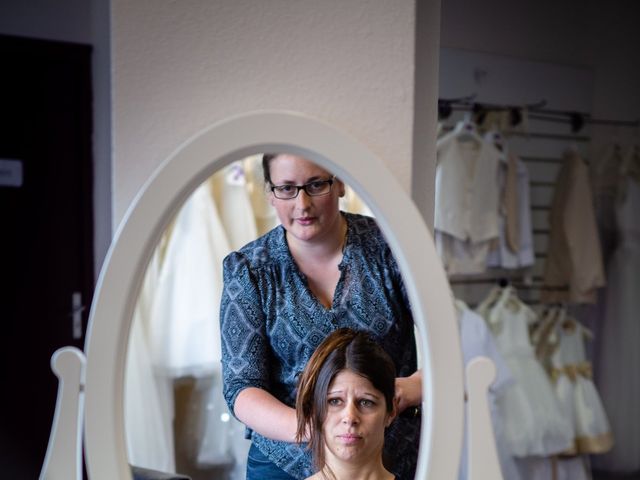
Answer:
[{"left": 220, "top": 212, "right": 420, "bottom": 479}]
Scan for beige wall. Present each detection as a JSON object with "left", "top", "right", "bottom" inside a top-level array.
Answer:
[{"left": 112, "top": 0, "right": 428, "bottom": 226}]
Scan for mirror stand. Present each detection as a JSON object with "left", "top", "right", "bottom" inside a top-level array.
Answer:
[
  {"left": 39, "top": 349, "right": 502, "bottom": 479},
  {"left": 37, "top": 111, "right": 503, "bottom": 479}
]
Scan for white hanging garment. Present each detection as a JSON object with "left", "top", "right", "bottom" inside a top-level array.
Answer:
[
  {"left": 211, "top": 161, "right": 259, "bottom": 250},
  {"left": 516, "top": 456, "right": 590, "bottom": 480},
  {"left": 435, "top": 121, "right": 502, "bottom": 275},
  {"left": 594, "top": 168, "right": 640, "bottom": 472},
  {"left": 481, "top": 287, "right": 574, "bottom": 457},
  {"left": 148, "top": 181, "right": 231, "bottom": 376},
  {"left": 549, "top": 312, "right": 613, "bottom": 455},
  {"left": 456, "top": 301, "right": 521, "bottom": 480},
  {"left": 542, "top": 150, "right": 606, "bottom": 304},
  {"left": 125, "top": 250, "right": 176, "bottom": 472},
  {"left": 486, "top": 153, "right": 535, "bottom": 269},
  {"left": 542, "top": 308, "right": 577, "bottom": 455}
]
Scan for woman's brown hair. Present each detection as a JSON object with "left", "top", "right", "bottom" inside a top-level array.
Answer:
[
  {"left": 262, "top": 153, "right": 277, "bottom": 185},
  {"left": 295, "top": 328, "right": 396, "bottom": 472}
]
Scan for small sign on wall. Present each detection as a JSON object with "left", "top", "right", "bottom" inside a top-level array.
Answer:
[{"left": 0, "top": 159, "right": 23, "bottom": 187}]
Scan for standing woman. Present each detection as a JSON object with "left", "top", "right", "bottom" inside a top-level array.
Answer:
[{"left": 220, "top": 154, "right": 421, "bottom": 479}]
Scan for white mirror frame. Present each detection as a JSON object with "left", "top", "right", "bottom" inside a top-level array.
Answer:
[{"left": 84, "top": 111, "right": 464, "bottom": 479}]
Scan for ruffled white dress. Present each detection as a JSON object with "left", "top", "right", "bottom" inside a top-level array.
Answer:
[
  {"left": 549, "top": 313, "right": 613, "bottom": 455},
  {"left": 481, "top": 287, "right": 574, "bottom": 457}
]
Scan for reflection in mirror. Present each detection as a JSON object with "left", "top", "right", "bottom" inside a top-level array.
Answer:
[{"left": 124, "top": 154, "right": 417, "bottom": 480}]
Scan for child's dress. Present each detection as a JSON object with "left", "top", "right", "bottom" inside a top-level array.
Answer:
[
  {"left": 549, "top": 311, "right": 613, "bottom": 455},
  {"left": 480, "top": 287, "right": 574, "bottom": 457}
]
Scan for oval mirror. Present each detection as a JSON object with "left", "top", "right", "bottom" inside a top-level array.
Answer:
[{"left": 83, "top": 111, "right": 464, "bottom": 479}]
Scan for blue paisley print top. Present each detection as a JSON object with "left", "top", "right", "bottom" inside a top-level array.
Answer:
[{"left": 220, "top": 212, "right": 420, "bottom": 480}]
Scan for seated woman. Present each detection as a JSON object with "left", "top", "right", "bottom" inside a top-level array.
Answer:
[{"left": 296, "top": 328, "right": 398, "bottom": 480}]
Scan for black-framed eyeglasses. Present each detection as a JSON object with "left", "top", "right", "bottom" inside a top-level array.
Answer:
[{"left": 270, "top": 176, "right": 336, "bottom": 200}]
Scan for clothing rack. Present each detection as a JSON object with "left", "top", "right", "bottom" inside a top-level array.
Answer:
[
  {"left": 439, "top": 96, "right": 640, "bottom": 132},
  {"left": 449, "top": 276, "right": 568, "bottom": 291},
  {"left": 440, "top": 124, "right": 592, "bottom": 143}
]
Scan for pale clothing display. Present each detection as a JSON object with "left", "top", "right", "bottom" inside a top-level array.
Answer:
[
  {"left": 594, "top": 171, "right": 640, "bottom": 473},
  {"left": 435, "top": 121, "right": 502, "bottom": 242},
  {"left": 194, "top": 373, "right": 250, "bottom": 477},
  {"left": 125, "top": 250, "right": 176, "bottom": 473},
  {"left": 435, "top": 121, "right": 502, "bottom": 274},
  {"left": 436, "top": 231, "right": 494, "bottom": 275},
  {"left": 456, "top": 301, "right": 521, "bottom": 480},
  {"left": 545, "top": 309, "right": 613, "bottom": 455},
  {"left": 478, "top": 287, "right": 574, "bottom": 457},
  {"left": 542, "top": 149, "right": 606, "bottom": 304},
  {"left": 516, "top": 456, "right": 590, "bottom": 480},
  {"left": 486, "top": 154, "right": 535, "bottom": 270},
  {"left": 503, "top": 151, "right": 519, "bottom": 253},
  {"left": 147, "top": 180, "right": 229, "bottom": 375},
  {"left": 211, "top": 161, "right": 259, "bottom": 251}
]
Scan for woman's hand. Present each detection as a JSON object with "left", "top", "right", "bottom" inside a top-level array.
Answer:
[{"left": 394, "top": 370, "right": 422, "bottom": 413}]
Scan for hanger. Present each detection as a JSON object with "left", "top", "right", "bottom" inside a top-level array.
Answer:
[
  {"left": 452, "top": 112, "right": 484, "bottom": 145},
  {"left": 225, "top": 161, "right": 246, "bottom": 186},
  {"left": 475, "top": 285, "right": 503, "bottom": 319}
]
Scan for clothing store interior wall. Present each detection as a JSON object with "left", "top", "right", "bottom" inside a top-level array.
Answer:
[{"left": 1, "top": 1, "right": 639, "bottom": 479}]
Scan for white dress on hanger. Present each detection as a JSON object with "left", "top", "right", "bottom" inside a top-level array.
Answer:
[
  {"left": 482, "top": 287, "right": 574, "bottom": 457},
  {"left": 456, "top": 301, "right": 521, "bottom": 480},
  {"left": 211, "top": 161, "right": 259, "bottom": 251},
  {"left": 594, "top": 170, "right": 640, "bottom": 472},
  {"left": 148, "top": 181, "right": 230, "bottom": 375},
  {"left": 125, "top": 250, "right": 176, "bottom": 472},
  {"left": 549, "top": 313, "right": 613, "bottom": 455}
]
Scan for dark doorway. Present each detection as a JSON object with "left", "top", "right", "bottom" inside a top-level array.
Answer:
[{"left": 0, "top": 34, "right": 94, "bottom": 477}]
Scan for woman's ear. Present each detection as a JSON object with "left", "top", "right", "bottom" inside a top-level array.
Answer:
[
  {"left": 386, "top": 400, "right": 398, "bottom": 428},
  {"left": 337, "top": 180, "right": 346, "bottom": 198}
]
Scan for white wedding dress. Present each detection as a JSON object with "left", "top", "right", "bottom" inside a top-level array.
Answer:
[{"left": 594, "top": 173, "right": 640, "bottom": 472}]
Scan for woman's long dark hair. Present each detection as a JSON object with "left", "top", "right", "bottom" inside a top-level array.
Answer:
[{"left": 295, "top": 328, "right": 396, "bottom": 472}]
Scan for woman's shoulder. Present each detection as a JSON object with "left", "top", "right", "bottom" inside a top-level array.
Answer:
[
  {"left": 224, "top": 225, "right": 288, "bottom": 271},
  {"left": 344, "top": 212, "right": 384, "bottom": 239},
  {"left": 344, "top": 212, "right": 390, "bottom": 252}
]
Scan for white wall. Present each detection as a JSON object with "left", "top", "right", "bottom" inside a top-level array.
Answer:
[{"left": 112, "top": 0, "right": 422, "bottom": 225}]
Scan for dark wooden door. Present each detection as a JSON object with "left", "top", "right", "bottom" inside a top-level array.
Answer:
[{"left": 0, "top": 34, "right": 94, "bottom": 477}]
